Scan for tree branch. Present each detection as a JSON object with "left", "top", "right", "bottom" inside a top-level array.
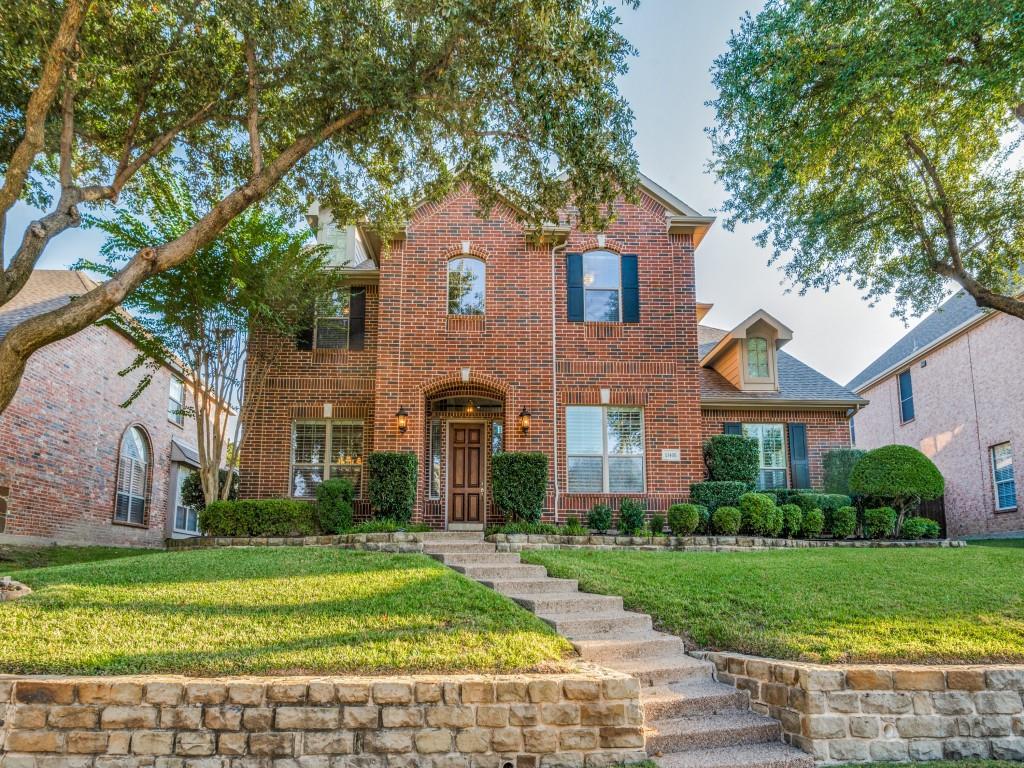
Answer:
[
  {"left": 59, "top": 69, "right": 77, "bottom": 189},
  {"left": 244, "top": 36, "right": 264, "bottom": 176}
]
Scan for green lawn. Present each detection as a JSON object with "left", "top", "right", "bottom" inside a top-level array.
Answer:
[
  {"left": 0, "top": 544, "right": 155, "bottom": 571},
  {"left": 0, "top": 547, "right": 572, "bottom": 675},
  {"left": 521, "top": 544, "right": 1024, "bottom": 664}
]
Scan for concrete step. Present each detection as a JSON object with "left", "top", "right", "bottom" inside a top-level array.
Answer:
[
  {"left": 436, "top": 552, "right": 522, "bottom": 566},
  {"left": 654, "top": 743, "right": 813, "bottom": 768},
  {"left": 481, "top": 577, "right": 579, "bottom": 595},
  {"left": 420, "top": 531, "right": 485, "bottom": 541},
  {"left": 422, "top": 542, "right": 497, "bottom": 554},
  {"left": 509, "top": 592, "right": 624, "bottom": 615},
  {"left": 572, "top": 631, "right": 684, "bottom": 663},
  {"left": 454, "top": 564, "right": 549, "bottom": 580},
  {"left": 538, "top": 610, "right": 652, "bottom": 637},
  {"left": 645, "top": 711, "right": 782, "bottom": 755},
  {"left": 602, "top": 654, "right": 715, "bottom": 687},
  {"left": 642, "top": 680, "right": 750, "bottom": 721}
]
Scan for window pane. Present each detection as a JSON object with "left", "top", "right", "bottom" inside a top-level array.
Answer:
[
  {"left": 429, "top": 420, "right": 442, "bottom": 498},
  {"left": 758, "top": 469, "right": 788, "bottom": 490},
  {"left": 997, "top": 482, "right": 1017, "bottom": 509},
  {"left": 747, "top": 337, "right": 769, "bottom": 378},
  {"left": 129, "top": 496, "right": 146, "bottom": 524},
  {"left": 293, "top": 423, "right": 327, "bottom": 464},
  {"left": 316, "top": 318, "right": 349, "bottom": 349},
  {"left": 292, "top": 467, "right": 323, "bottom": 498},
  {"left": 329, "top": 465, "right": 361, "bottom": 490},
  {"left": 898, "top": 371, "right": 914, "bottom": 421},
  {"left": 760, "top": 425, "right": 786, "bottom": 468},
  {"left": 330, "top": 423, "right": 363, "bottom": 464},
  {"left": 566, "top": 407, "right": 603, "bottom": 454},
  {"left": 115, "top": 493, "right": 130, "bottom": 522},
  {"left": 448, "top": 258, "right": 485, "bottom": 315},
  {"left": 584, "top": 290, "right": 620, "bottom": 322},
  {"left": 491, "top": 421, "right": 504, "bottom": 455},
  {"left": 582, "top": 252, "right": 620, "bottom": 290},
  {"left": 993, "top": 443, "right": 1017, "bottom": 509},
  {"left": 568, "top": 456, "right": 603, "bottom": 493},
  {"left": 607, "top": 409, "right": 643, "bottom": 455},
  {"left": 608, "top": 457, "right": 643, "bottom": 492}
]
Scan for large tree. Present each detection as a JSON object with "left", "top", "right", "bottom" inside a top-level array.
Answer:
[
  {"left": 0, "top": 0, "right": 640, "bottom": 414},
  {"left": 708, "top": 0, "right": 1024, "bottom": 320}
]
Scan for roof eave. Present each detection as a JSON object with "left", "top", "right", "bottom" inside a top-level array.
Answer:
[
  {"left": 667, "top": 215, "right": 715, "bottom": 248},
  {"left": 700, "top": 397, "right": 868, "bottom": 410}
]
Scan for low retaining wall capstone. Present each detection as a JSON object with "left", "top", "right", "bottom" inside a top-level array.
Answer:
[
  {"left": 0, "top": 668, "right": 645, "bottom": 768},
  {"left": 166, "top": 533, "right": 429, "bottom": 553},
  {"left": 695, "top": 651, "right": 1024, "bottom": 763},
  {"left": 488, "top": 534, "right": 965, "bottom": 552}
]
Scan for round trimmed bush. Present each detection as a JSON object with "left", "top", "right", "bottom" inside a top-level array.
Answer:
[
  {"left": 667, "top": 503, "right": 701, "bottom": 536},
  {"left": 739, "top": 492, "right": 783, "bottom": 537},
  {"left": 314, "top": 477, "right": 355, "bottom": 534},
  {"left": 696, "top": 504, "right": 711, "bottom": 534},
  {"left": 780, "top": 503, "right": 802, "bottom": 538},
  {"left": 689, "top": 481, "right": 747, "bottom": 511},
  {"left": 618, "top": 498, "right": 646, "bottom": 535},
  {"left": 587, "top": 504, "right": 613, "bottom": 534},
  {"left": 712, "top": 506, "right": 742, "bottom": 535},
  {"left": 901, "top": 516, "right": 941, "bottom": 539},
  {"left": 849, "top": 444, "right": 944, "bottom": 533},
  {"left": 863, "top": 506, "right": 897, "bottom": 539},
  {"left": 802, "top": 508, "right": 825, "bottom": 538},
  {"left": 829, "top": 505, "right": 858, "bottom": 539},
  {"left": 649, "top": 514, "right": 665, "bottom": 535}
]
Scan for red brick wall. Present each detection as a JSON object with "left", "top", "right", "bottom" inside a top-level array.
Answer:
[{"left": 0, "top": 324, "right": 191, "bottom": 547}]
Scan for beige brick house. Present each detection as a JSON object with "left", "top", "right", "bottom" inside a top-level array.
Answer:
[{"left": 849, "top": 291, "right": 1024, "bottom": 538}]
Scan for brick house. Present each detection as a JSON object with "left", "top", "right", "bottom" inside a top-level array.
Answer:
[
  {"left": 0, "top": 271, "right": 206, "bottom": 547},
  {"left": 241, "top": 176, "right": 864, "bottom": 528},
  {"left": 849, "top": 290, "right": 1024, "bottom": 538}
]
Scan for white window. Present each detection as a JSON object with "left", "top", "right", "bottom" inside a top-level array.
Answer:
[
  {"left": 173, "top": 467, "right": 199, "bottom": 534},
  {"left": 314, "top": 290, "right": 351, "bottom": 349},
  {"left": 428, "top": 420, "right": 442, "bottom": 499},
  {"left": 566, "top": 406, "right": 644, "bottom": 493},
  {"left": 115, "top": 426, "right": 150, "bottom": 525},
  {"left": 168, "top": 377, "right": 185, "bottom": 426},
  {"left": 991, "top": 442, "right": 1017, "bottom": 511},
  {"left": 582, "top": 251, "right": 621, "bottom": 322},
  {"left": 742, "top": 424, "right": 787, "bottom": 490},
  {"left": 747, "top": 337, "right": 770, "bottom": 378},
  {"left": 291, "top": 420, "right": 364, "bottom": 498},
  {"left": 447, "top": 257, "right": 485, "bottom": 315}
]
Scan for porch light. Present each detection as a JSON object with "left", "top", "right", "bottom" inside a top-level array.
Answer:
[
  {"left": 395, "top": 406, "right": 409, "bottom": 434},
  {"left": 519, "top": 407, "right": 532, "bottom": 434},
  {"left": 465, "top": 399, "right": 476, "bottom": 414}
]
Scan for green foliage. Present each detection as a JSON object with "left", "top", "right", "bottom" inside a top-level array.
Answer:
[
  {"left": 709, "top": 1, "right": 1024, "bottom": 320},
  {"left": 618, "top": 498, "right": 646, "bottom": 535},
  {"left": 780, "top": 504, "right": 803, "bottom": 539},
  {"left": 314, "top": 478, "right": 355, "bottom": 534},
  {"left": 649, "top": 514, "right": 665, "bottom": 535},
  {"left": 198, "top": 499, "right": 317, "bottom": 537},
  {"left": 773, "top": 489, "right": 815, "bottom": 508},
  {"left": 739, "top": 492, "right": 783, "bottom": 537},
  {"left": 823, "top": 449, "right": 868, "bottom": 495},
  {"left": 802, "top": 509, "right": 825, "bottom": 538},
  {"left": 703, "top": 435, "right": 759, "bottom": 485},
  {"left": 695, "top": 505, "right": 711, "bottom": 535},
  {"left": 829, "top": 506, "right": 858, "bottom": 540},
  {"left": 690, "top": 481, "right": 747, "bottom": 511},
  {"left": 816, "top": 494, "right": 854, "bottom": 515},
  {"left": 901, "top": 516, "right": 941, "bottom": 540},
  {"left": 345, "top": 520, "right": 432, "bottom": 534},
  {"left": 486, "top": 522, "right": 559, "bottom": 536},
  {"left": 711, "top": 506, "right": 742, "bottom": 536},
  {"left": 667, "top": 504, "right": 701, "bottom": 536},
  {"left": 560, "top": 516, "right": 588, "bottom": 537},
  {"left": 367, "top": 452, "right": 418, "bottom": 523},
  {"left": 491, "top": 452, "right": 548, "bottom": 524},
  {"left": 181, "top": 470, "right": 238, "bottom": 510},
  {"left": 587, "top": 504, "right": 613, "bottom": 534},
  {"left": 863, "top": 507, "right": 898, "bottom": 540},
  {"left": 850, "top": 446, "right": 945, "bottom": 504}
]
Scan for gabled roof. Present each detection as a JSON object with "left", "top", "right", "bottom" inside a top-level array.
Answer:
[
  {"left": 847, "top": 290, "right": 988, "bottom": 392},
  {"left": 0, "top": 270, "right": 97, "bottom": 341},
  {"left": 699, "top": 309, "right": 793, "bottom": 368}
]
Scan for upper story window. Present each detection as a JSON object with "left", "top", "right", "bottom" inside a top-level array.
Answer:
[
  {"left": 315, "top": 290, "right": 351, "bottom": 349},
  {"left": 746, "top": 337, "right": 770, "bottom": 378},
  {"left": 168, "top": 377, "right": 185, "bottom": 426},
  {"left": 991, "top": 442, "right": 1017, "bottom": 511},
  {"left": 897, "top": 369, "right": 915, "bottom": 423},
  {"left": 448, "top": 257, "right": 485, "bottom": 315},
  {"left": 583, "top": 251, "right": 622, "bottom": 321},
  {"left": 115, "top": 426, "right": 150, "bottom": 526}
]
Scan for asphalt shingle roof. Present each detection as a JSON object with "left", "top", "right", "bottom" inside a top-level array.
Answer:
[
  {"left": 846, "top": 290, "right": 987, "bottom": 391},
  {"left": 0, "top": 270, "right": 97, "bottom": 341}
]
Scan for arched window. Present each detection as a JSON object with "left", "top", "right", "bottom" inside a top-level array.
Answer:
[
  {"left": 447, "top": 257, "right": 485, "bottom": 315},
  {"left": 747, "top": 336, "right": 770, "bottom": 378},
  {"left": 115, "top": 426, "right": 151, "bottom": 525}
]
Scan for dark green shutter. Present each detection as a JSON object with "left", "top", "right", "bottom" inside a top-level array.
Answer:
[
  {"left": 621, "top": 254, "right": 639, "bottom": 323},
  {"left": 567, "top": 253, "right": 584, "bottom": 322},
  {"left": 723, "top": 423, "right": 742, "bottom": 435},
  {"left": 349, "top": 287, "right": 366, "bottom": 350},
  {"left": 788, "top": 423, "right": 810, "bottom": 489}
]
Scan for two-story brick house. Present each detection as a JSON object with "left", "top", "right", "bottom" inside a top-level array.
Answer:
[{"left": 240, "top": 176, "right": 864, "bottom": 528}]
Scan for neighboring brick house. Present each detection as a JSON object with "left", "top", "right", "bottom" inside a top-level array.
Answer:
[
  {"left": 241, "top": 176, "right": 863, "bottom": 528},
  {"left": 849, "top": 290, "right": 1024, "bottom": 538},
  {"left": 0, "top": 271, "right": 205, "bottom": 547}
]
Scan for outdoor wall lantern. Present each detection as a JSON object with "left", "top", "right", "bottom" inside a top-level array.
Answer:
[
  {"left": 519, "top": 407, "right": 532, "bottom": 434},
  {"left": 396, "top": 406, "right": 409, "bottom": 434}
]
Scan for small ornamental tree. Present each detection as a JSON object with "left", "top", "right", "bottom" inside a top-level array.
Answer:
[
  {"left": 703, "top": 434, "right": 759, "bottom": 486},
  {"left": 491, "top": 452, "right": 548, "bottom": 524},
  {"left": 822, "top": 449, "right": 867, "bottom": 496},
  {"left": 849, "top": 445, "right": 945, "bottom": 536}
]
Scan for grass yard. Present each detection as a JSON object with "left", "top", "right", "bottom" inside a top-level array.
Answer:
[
  {"left": 521, "top": 544, "right": 1024, "bottom": 664},
  {"left": 0, "top": 547, "right": 572, "bottom": 676},
  {"left": 0, "top": 544, "right": 156, "bottom": 571}
]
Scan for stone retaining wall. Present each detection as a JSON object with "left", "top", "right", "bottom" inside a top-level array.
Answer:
[
  {"left": 165, "top": 533, "right": 429, "bottom": 553},
  {"left": 488, "top": 534, "right": 965, "bottom": 553},
  {"left": 0, "top": 669, "right": 645, "bottom": 768},
  {"left": 696, "top": 651, "right": 1024, "bottom": 763}
]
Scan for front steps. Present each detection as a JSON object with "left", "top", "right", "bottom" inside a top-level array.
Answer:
[{"left": 424, "top": 535, "right": 813, "bottom": 768}]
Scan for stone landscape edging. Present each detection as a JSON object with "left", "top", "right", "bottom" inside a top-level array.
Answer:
[
  {"left": 487, "top": 533, "right": 965, "bottom": 552},
  {"left": 0, "top": 666, "right": 646, "bottom": 768},
  {"left": 165, "top": 532, "right": 431, "bottom": 552},
  {"left": 692, "top": 650, "right": 1024, "bottom": 764}
]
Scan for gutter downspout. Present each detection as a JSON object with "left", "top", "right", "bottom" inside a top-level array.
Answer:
[{"left": 551, "top": 240, "right": 567, "bottom": 523}]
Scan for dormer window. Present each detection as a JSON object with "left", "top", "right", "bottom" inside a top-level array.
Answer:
[
  {"left": 747, "top": 337, "right": 770, "bottom": 378},
  {"left": 448, "top": 257, "right": 485, "bottom": 315}
]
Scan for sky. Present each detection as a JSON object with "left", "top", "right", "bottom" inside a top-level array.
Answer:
[{"left": 4, "top": 0, "right": 917, "bottom": 387}]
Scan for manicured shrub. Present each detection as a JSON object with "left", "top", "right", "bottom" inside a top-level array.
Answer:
[
  {"left": 829, "top": 506, "right": 858, "bottom": 539},
  {"left": 900, "top": 516, "right": 941, "bottom": 539},
  {"left": 863, "top": 506, "right": 897, "bottom": 539},
  {"left": 780, "top": 503, "right": 803, "bottom": 538},
  {"left": 618, "top": 498, "right": 646, "bottom": 535},
  {"left": 649, "top": 514, "right": 665, "bottom": 535},
  {"left": 198, "top": 499, "right": 317, "bottom": 537},
  {"left": 181, "top": 469, "right": 239, "bottom": 510},
  {"left": 739, "top": 492, "right": 784, "bottom": 537},
  {"left": 703, "top": 434, "right": 759, "bottom": 485},
  {"left": 802, "top": 508, "right": 825, "bottom": 538},
  {"left": 561, "top": 516, "right": 588, "bottom": 536},
  {"left": 667, "top": 503, "right": 701, "bottom": 536},
  {"left": 487, "top": 521, "right": 559, "bottom": 536},
  {"left": 849, "top": 445, "right": 945, "bottom": 533},
  {"left": 314, "top": 477, "right": 355, "bottom": 534},
  {"left": 587, "top": 504, "right": 613, "bottom": 534},
  {"left": 786, "top": 491, "right": 819, "bottom": 514},
  {"left": 816, "top": 494, "right": 853, "bottom": 515},
  {"left": 690, "top": 481, "right": 747, "bottom": 511},
  {"left": 347, "top": 519, "right": 432, "bottom": 534},
  {"left": 773, "top": 488, "right": 814, "bottom": 506},
  {"left": 491, "top": 452, "right": 548, "bottom": 523},
  {"left": 367, "top": 452, "right": 417, "bottom": 523},
  {"left": 822, "top": 448, "right": 867, "bottom": 495},
  {"left": 711, "top": 506, "right": 742, "bottom": 535},
  {"left": 696, "top": 504, "right": 711, "bottom": 534}
]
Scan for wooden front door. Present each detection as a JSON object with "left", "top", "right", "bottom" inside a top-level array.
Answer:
[{"left": 448, "top": 422, "right": 484, "bottom": 523}]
